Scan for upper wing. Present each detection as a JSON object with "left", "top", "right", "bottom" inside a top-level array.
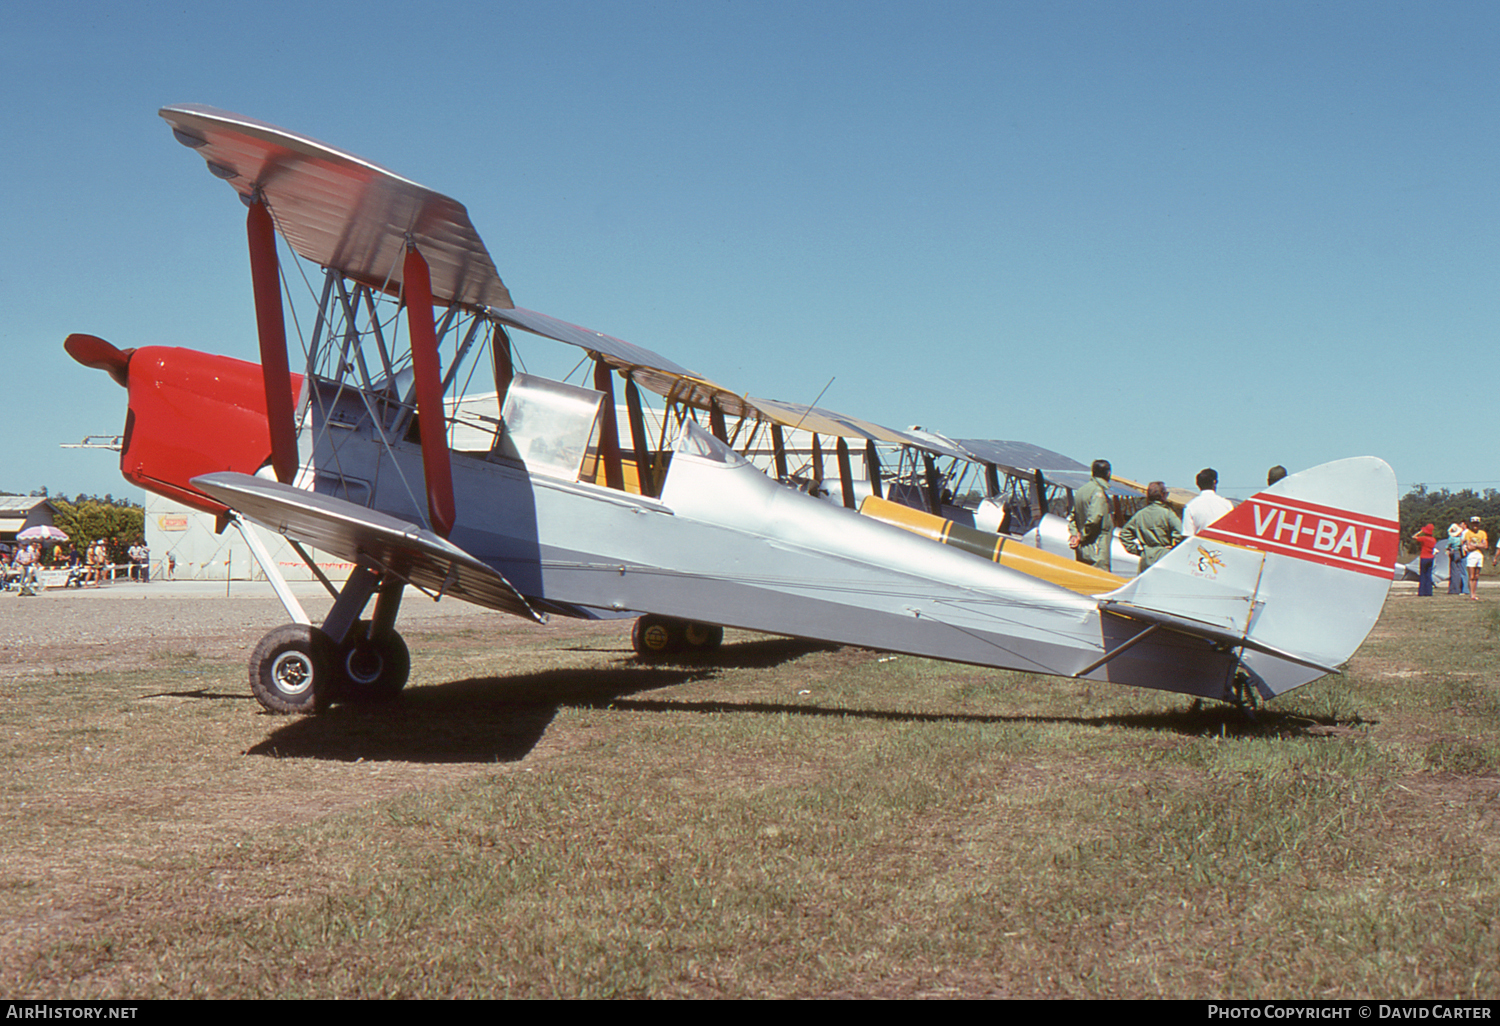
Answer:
[
  {"left": 743, "top": 396, "right": 954, "bottom": 450},
  {"left": 160, "top": 104, "right": 512, "bottom": 311},
  {"left": 494, "top": 310, "right": 956, "bottom": 445},
  {"left": 951, "top": 439, "right": 1089, "bottom": 478},
  {"left": 191, "top": 471, "right": 543, "bottom": 623},
  {"left": 953, "top": 438, "right": 1146, "bottom": 497},
  {"left": 489, "top": 307, "right": 753, "bottom": 415}
]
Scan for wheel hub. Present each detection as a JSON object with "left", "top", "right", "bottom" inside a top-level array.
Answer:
[{"left": 271, "top": 651, "right": 314, "bottom": 695}]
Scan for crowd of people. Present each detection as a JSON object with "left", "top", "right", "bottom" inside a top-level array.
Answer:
[
  {"left": 0, "top": 537, "right": 154, "bottom": 591},
  {"left": 1063, "top": 461, "right": 1495, "bottom": 600},
  {"left": 1065, "top": 460, "right": 1259, "bottom": 575},
  {"left": 1409, "top": 518, "right": 1493, "bottom": 600}
]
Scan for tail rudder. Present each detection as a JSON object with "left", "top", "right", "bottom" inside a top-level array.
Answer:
[{"left": 1103, "top": 457, "right": 1397, "bottom": 696}]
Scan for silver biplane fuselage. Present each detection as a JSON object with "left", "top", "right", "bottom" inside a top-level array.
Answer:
[{"left": 300, "top": 376, "right": 1147, "bottom": 680}]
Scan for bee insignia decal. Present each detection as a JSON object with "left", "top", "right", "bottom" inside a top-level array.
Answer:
[{"left": 1194, "top": 545, "right": 1226, "bottom": 577}]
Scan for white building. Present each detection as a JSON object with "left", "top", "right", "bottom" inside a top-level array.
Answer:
[
  {"left": 145, "top": 493, "right": 353, "bottom": 582},
  {"left": 0, "top": 497, "right": 59, "bottom": 546}
]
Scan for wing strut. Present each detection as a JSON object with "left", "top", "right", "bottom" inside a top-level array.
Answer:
[
  {"left": 593, "top": 360, "right": 624, "bottom": 491},
  {"left": 771, "top": 424, "right": 789, "bottom": 481},
  {"left": 866, "top": 440, "right": 884, "bottom": 500},
  {"left": 246, "top": 199, "right": 300, "bottom": 484},
  {"left": 402, "top": 244, "right": 457, "bottom": 538},
  {"left": 708, "top": 398, "right": 729, "bottom": 443},
  {"left": 922, "top": 452, "right": 942, "bottom": 514},
  {"left": 623, "top": 374, "right": 658, "bottom": 498},
  {"left": 836, "top": 438, "right": 856, "bottom": 509}
]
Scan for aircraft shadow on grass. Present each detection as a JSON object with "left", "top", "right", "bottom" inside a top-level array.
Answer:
[
  {"left": 243, "top": 665, "right": 705, "bottom": 764},
  {"left": 241, "top": 637, "right": 1356, "bottom": 764},
  {"left": 242, "top": 635, "right": 830, "bottom": 762}
]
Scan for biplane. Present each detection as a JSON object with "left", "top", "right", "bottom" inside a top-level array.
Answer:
[{"left": 67, "top": 105, "right": 1397, "bottom": 715}]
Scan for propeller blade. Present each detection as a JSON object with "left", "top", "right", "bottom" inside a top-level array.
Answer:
[{"left": 64, "top": 333, "right": 134, "bottom": 388}]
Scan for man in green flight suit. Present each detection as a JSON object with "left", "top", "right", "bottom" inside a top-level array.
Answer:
[
  {"left": 1118, "top": 481, "right": 1184, "bottom": 573},
  {"left": 1067, "top": 459, "right": 1114, "bottom": 572}
]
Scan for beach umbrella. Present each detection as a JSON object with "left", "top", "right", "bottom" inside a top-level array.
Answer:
[{"left": 17, "top": 525, "right": 69, "bottom": 542}]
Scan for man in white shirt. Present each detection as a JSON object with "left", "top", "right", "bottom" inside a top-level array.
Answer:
[
  {"left": 1182, "top": 468, "right": 1235, "bottom": 538},
  {"left": 15, "top": 543, "right": 38, "bottom": 596}
]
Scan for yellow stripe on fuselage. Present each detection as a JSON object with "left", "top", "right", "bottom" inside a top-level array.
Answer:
[{"left": 859, "top": 495, "right": 1126, "bottom": 595}]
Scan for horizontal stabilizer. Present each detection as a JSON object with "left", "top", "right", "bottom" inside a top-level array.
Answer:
[
  {"left": 1099, "top": 602, "right": 1341, "bottom": 675},
  {"left": 192, "top": 472, "right": 544, "bottom": 623}
]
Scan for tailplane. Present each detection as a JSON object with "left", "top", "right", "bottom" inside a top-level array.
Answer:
[{"left": 1100, "top": 457, "right": 1397, "bottom": 697}]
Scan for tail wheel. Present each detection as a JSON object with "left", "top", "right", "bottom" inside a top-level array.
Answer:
[
  {"left": 337, "top": 621, "right": 411, "bottom": 701},
  {"left": 632, "top": 614, "right": 684, "bottom": 658},
  {"left": 249, "top": 624, "right": 336, "bottom": 714}
]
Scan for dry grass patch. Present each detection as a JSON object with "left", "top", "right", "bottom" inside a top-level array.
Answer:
[{"left": 0, "top": 587, "right": 1497, "bottom": 997}]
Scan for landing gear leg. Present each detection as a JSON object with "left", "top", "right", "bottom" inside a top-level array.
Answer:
[
  {"left": 335, "top": 576, "right": 410, "bottom": 701},
  {"left": 247, "top": 565, "right": 409, "bottom": 713}
]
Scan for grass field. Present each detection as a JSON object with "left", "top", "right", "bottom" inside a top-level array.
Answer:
[{"left": 0, "top": 585, "right": 1496, "bottom": 998}]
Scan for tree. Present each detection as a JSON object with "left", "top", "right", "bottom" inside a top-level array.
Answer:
[
  {"left": 49, "top": 496, "right": 144, "bottom": 563},
  {"left": 1398, "top": 487, "right": 1500, "bottom": 556}
]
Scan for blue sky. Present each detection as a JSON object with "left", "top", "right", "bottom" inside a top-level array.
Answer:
[{"left": 4, "top": 0, "right": 1495, "bottom": 502}]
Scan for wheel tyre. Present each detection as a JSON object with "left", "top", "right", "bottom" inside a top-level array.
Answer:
[
  {"left": 337, "top": 621, "right": 411, "bottom": 701},
  {"left": 249, "top": 624, "right": 336, "bottom": 714},
  {"left": 632, "top": 614, "right": 684, "bottom": 658},
  {"left": 682, "top": 622, "right": 724, "bottom": 650}
]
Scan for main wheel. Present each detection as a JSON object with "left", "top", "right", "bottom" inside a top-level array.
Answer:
[
  {"left": 336, "top": 621, "right": 411, "bottom": 702},
  {"left": 682, "top": 622, "right": 724, "bottom": 651},
  {"left": 249, "top": 624, "right": 336, "bottom": 714},
  {"left": 632, "top": 614, "right": 685, "bottom": 658}
]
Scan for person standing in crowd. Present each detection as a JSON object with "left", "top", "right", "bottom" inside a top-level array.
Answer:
[
  {"left": 1446, "top": 524, "right": 1468, "bottom": 595},
  {"left": 1182, "top": 468, "right": 1235, "bottom": 538},
  {"left": 15, "top": 543, "right": 38, "bottom": 596},
  {"left": 1118, "top": 481, "right": 1184, "bottom": 573},
  {"left": 1067, "top": 459, "right": 1114, "bottom": 572},
  {"left": 1412, "top": 523, "right": 1437, "bottom": 597},
  {"left": 1464, "top": 517, "right": 1487, "bottom": 601},
  {"left": 86, "top": 538, "right": 106, "bottom": 587},
  {"left": 127, "top": 539, "right": 150, "bottom": 582}
]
